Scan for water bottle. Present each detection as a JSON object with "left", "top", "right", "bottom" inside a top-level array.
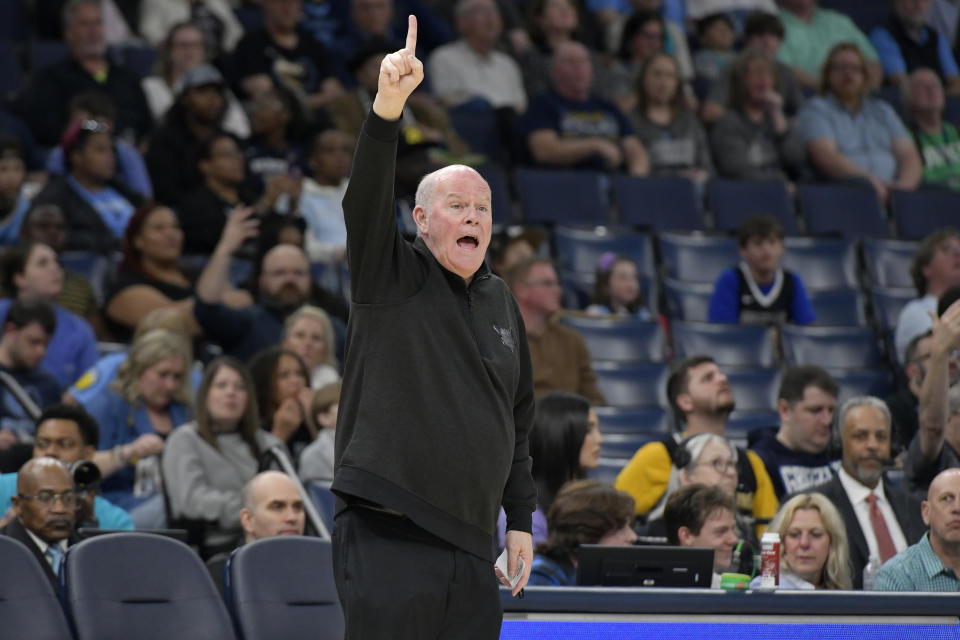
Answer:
[{"left": 862, "top": 556, "right": 882, "bottom": 590}]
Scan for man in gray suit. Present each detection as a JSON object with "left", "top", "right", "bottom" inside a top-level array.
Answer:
[{"left": 807, "top": 396, "right": 926, "bottom": 588}]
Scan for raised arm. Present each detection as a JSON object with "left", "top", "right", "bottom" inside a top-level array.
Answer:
[
  {"left": 918, "top": 300, "right": 960, "bottom": 460},
  {"left": 372, "top": 16, "right": 423, "bottom": 121},
  {"left": 195, "top": 206, "right": 258, "bottom": 303}
]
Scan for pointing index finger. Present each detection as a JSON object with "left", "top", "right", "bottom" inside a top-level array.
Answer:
[{"left": 405, "top": 14, "right": 417, "bottom": 54}]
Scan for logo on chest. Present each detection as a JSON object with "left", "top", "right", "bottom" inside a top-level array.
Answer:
[{"left": 494, "top": 325, "right": 515, "bottom": 351}]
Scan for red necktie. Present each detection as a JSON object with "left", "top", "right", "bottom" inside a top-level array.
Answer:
[{"left": 867, "top": 493, "right": 897, "bottom": 563}]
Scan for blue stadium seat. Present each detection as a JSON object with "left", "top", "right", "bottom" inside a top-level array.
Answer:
[
  {"left": 62, "top": 533, "right": 234, "bottom": 640},
  {"left": 600, "top": 433, "right": 660, "bottom": 459},
  {"left": 671, "top": 321, "right": 776, "bottom": 367},
  {"left": 612, "top": 175, "right": 703, "bottom": 230},
  {"left": 29, "top": 40, "right": 69, "bottom": 69},
  {"left": 808, "top": 288, "right": 867, "bottom": 326},
  {"left": 662, "top": 278, "right": 713, "bottom": 321},
  {"left": 227, "top": 537, "right": 344, "bottom": 640},
  {"left": 799, "top": 184, "right": 888, "bottom": 238},
  {"left": 658, "top": 232, "right": 736, "bottom": 282},
  {"left": 593, "top": 361, "right": 669, "bottom": 408},
  {"left": 449, "top": 106, "right": 505, "bottom": 166},
  {"left": 828, "top": 368, "right": 894, "bottom": 400},
  {"left": 871, "top": 286, "right": 916, "bottom": 330},
  {"left": 0, "top": 536, "right": 73, "bottom": 640},
  {"left": 862, "top": 237, "right": 917, "bottom": 289},
  {"left": 889, "top": 189, "right": 960, "bottom": 240},
  {"left": 594, "top": 406, "right": 669, "bottom": 435},
  {"left": 782, "top": 237, "right": 859, "bottom": 290},
  {"left": 725, "top": 367, "right": 781, "bottom": 412},
  {"left": 946, "top": 95, "right": 960, "bottom": 128},
  {"left": 726, "top": 411, "right": 779, "bottom": 445},
  {"left": 307, "top": 481, "right": 336, "bottom": 534},
  {"left": 476, "top": 164, "right": 513, "bottom": 224},
  {"left": 553, "top": 225, "right": 655, "bottom": 276},
  {"left": 707, "top": 179, "right": 796, "bottom": 234},
  {"left": 560, "top": 315, "right": 666, "bottom": 362},
  {"left": 588, "top": 458, "right": 627, "bottom": 483},
  {"left": 515, "top": 168, "right": 607, "bottom": 225},
  {"left": 780, "top": 325, "right": 885, "bottom": 369},
  {"left": 819, "top": 0, "right": 889, "bottom": 33}
]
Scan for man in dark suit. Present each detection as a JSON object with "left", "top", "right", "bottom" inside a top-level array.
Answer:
[
  {"left": 0, "top": 457, "right": 78, "bottom": 590},
  {"left": 808, "top": 396, "right": 926, "bottom": 588}
]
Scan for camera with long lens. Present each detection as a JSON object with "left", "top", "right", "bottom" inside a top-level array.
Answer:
[{"left": 68, "top": 460, "right": 101, "bottom": 493}]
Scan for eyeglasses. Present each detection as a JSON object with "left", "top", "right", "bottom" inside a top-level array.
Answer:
[
  {"left": 695, "top": 459, "right": 736, "bottom": 474},
  {"left": 17, "top": 490, "right": 78, "bottom": 507},
  {"left": 79, "top": 119, "right": 110, "bottom": 134}
]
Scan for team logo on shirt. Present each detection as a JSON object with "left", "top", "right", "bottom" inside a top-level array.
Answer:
[{"left": 494, "top": 325, "right": 515, "bottom": 351}]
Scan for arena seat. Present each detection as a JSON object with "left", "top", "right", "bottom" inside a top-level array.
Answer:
[
  {"left": 560, "top": 315, "right": 666, "bottom": 362},
  {"left": 0, "top": 536, "right": 73, "bottom": 640},
  {"left": 862, "top": 237, "right": 917, "bottom": 289},
  {"left": 799, "top": 184, "right": 888, "bottom": 238},
  {"left": 612, "top": 175, "right": 703, "bottom": 230},
  {"left": 475, "top": 163, "right": 513, "bottom": 224},
  {"left": 707, "top": 179, "right": 796, "bottom": 234},
  {"left": 307, "top": 481, "right": 336, "bottom": 535},
  {"left": 553, "top": 225, "right": 655, "bottom": 277},
  {"left": 819, "top": 0, "right": 889, "bottom": 33},
  {"left": 871, "top": 286, "right": 915, "bottom": 330},
  {"left": 724, "top": 367, "right": 781, "bottom": 412},
  {"left": 658, "top": 232, "right": 736, "bottom": 282},
  {"left": 828, "top": 368, "right": 894, "bottom": 400},
  {"left": 662, "top": 278, "right": 713, "bottom": 321},
  {"left": 889, "top": 189, "right": 960, "bottom": 240},
  {"left": 62, "top": 532, "right": 234, "bottom": 640},
  {"left": 726, "top": 410, "right": 779, "bottom": 444},
  {"left": 781, "top": 237, "right": 859, "bottom": 290},
  {"left": 0, "top": 41, "right": 24, "bottom": 100},
  {"left": 808, "top": 288, "right": 868, "bottom": 326},
  {"left": 227, "top": 537, "right": 344, "bottom": 640},
  {"left": 593, "top": 406, "right": 669, "bottom": 435},
  {"left": 588, "top": 458, "right": 627, "bottom": 483},
  {"left": 780, "top": 325, "right": 885, "bottom": 369},
  {"left": 29, "top": 39, "right": 69, "bottom": 69},
  {"left": 593, "top": 361, "right": 669, "bottom": 408},
  {"left": 449, "top": 107, "right": 505, "bottom": 166},
  {"left": 515, "top": 168, "right": 607, "bottom": 225},
  {"left": 671, "top": 321, "right": 776, "bottom": 367},
  {"left": 600, "top": 433, "right": 661, "bottom": 459}
]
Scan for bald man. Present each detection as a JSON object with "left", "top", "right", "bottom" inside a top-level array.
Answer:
[
  {"left": 206, "top": 471, "right": 306, "bottom": 596},
  {"left": 0, "top": 457, "right": 78, "bottom": 590},
  {"left": 876, "top": 468, "right": 960, "bottom": 591}
]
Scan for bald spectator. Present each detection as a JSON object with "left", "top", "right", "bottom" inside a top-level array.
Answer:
[
  {"left": 16, "top": 0, "right": 152, "bottom": 146},
  {"left": 0, "top": 458, "right": 79, "bottom": 590},
  {"left": 206, "top": 470, "right": 306, "bottom": 594},
  {"left": 427, "top": 0, "right": 527, "bottom": 114},
  {"left": 876, "top": 468, "right": 960, "bottom": 590},
  {"left": 518, "top": 41, "right": 649, "bottom": 175},
  {"left": 904, "top": 68, "right": 960, "bottom": 189},
  {"left": 896, "top": 228, "right": 960, "bottom": 362},
  {"left": 506, "top": 258, "right": 605, "bottom": 404},
  {"left": 794, "top": 43, "right": 922, "bottom": 203},
  {"left": 777, "top": 0, "right": 882, "bottom": 89},
  {"left": 871, "top": 0, "right": 960, "bottom": 93}
]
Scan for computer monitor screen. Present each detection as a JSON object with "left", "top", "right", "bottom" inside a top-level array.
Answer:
[{"left": 577, "top": 544, "right": 714, "bottom": 588}]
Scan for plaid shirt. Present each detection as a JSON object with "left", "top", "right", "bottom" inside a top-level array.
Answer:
[{"left": 875, "top": 533, "right": 960, "bottom": 592}]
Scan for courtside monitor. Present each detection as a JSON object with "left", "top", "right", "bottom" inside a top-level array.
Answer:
[{"left": 577, "top": 544, "right": 713, "bottom": 587}]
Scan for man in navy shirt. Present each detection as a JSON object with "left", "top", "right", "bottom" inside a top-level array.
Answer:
[
  {"left": 751, "top": 366, "right": 839, "bottom": 499},
  {"left": 708, "top": 214, "right": 815, "bottom": 325}
]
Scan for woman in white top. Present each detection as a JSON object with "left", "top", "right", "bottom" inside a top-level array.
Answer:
[
  {"left": 282, "top": 305, "right": 341, "bottom": 389},
  {"left": 141, "top": 22, "right": 250, "bottom": 138},
  {"left": 162, "top": 356, "right": 282, "bottom": 551}
]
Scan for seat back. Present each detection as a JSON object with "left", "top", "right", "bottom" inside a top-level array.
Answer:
[
  {"left": 515, "top": 168, "right": 607, "bottom": 225},
  {"left": 658, "top": 232, "right": 736, "bottom": 282},
  {"left": 890, "top": 189, "right": 960, "bottom": 240},
  {"left": 871, "top": 286, "right": 915, "bottom": 330},
  {"left": 781, "top": 237, "right": 859, "bottom": 290},
  {"left": 725, "top": 367, "right": 781, "bottom": 411},
  {"left": 780, "top": 325, "right": 885, "bottom": 369},
  {"left": 559, "top": 315, "right": 666, "bottom": 362},
  {"left": 593, "top": 361, "right": 669, "bottom": 408},
  {"left": 670, "top": 321, "right": 775, "bottom": 367},
  {"left": 613, "top": 175, "right": 703, "bottom": 230},
  {"left": 799, "top": 184, "right": 887, "bottom": 238},
  {"left": 475, "top": 164, "right": 514, "bottom": 224},
  {"left": 62, "top": 533, "right": 234, "bottom": 640},
  {"left": 0, "top": 536, "right": 73, "bottom": 640},
  {"left": 862, "top": 238, "right": 917, "bottom": 289},
  {"left": 707, "top": 179, "right": 796, "bottom": 234},
  {"left": 808, "top": 288, "right": 867, "bottom": 326},
  {"left": 227, "top": 537, "right": 344, "bottom": 640},
  {"left": 661, "top": 278, "right": 714, "bottom": 321},
  {"left": 553, "top": 225, "right": 655, "bottom": 277},
  {"left": 593, "top": 406, "right": 669, "bottom": 436},
  {"left": 828, "top": 368, "right": 894, "bottom": 400}
]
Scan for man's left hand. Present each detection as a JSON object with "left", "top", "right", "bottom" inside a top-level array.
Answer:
[{"left": 497, "top": 530, "right": 533, "bottom": 596}]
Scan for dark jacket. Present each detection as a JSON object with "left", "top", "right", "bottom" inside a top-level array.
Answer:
[
  {"left": 31, "top": 175, "right": 143, "bottom": 254},
  {"left": 332, "top": 112, "right": 537, "bottom": 561},
  {"left": 0, "top": 518, "right": 79, "bottom": 592},
  {"left": 806, "top": 475, "right": 926, "bottom": 588}
]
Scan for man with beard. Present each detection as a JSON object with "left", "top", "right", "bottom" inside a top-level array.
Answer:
[
  {"left": 876, "top": 468, "right": 960, "bottom": 591},
  {"left": 615, "top": 356, "right": 778, "bottom": 536},
  {"left": 808, "top": 396, "right": 926, "bottom": 588},
  {"left": 0, "top": 457, "right": 79, "bottom": 591},
  {"left": 193, "top": 208, "right": 316, "bottom": 361},
  {"left": 794, "top": 42, "right": 921, "bottom": 203}
]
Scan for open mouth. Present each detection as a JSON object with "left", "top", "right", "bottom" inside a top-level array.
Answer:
[{"left": 457, "top": 235, "right": 479, "bottom": 250}]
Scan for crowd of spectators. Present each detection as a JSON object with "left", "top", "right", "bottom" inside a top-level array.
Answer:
[{"left": 2, "top": 0, "right": 960, "bottom": 605}]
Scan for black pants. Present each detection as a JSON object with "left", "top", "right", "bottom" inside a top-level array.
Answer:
[{"left": 332, "top": 505, "right": 502, "bottom": 640}]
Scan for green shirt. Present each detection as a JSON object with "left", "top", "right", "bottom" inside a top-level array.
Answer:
[
  {"left": 777, "top": 7, "right": 879, "bottom": 79},
  {"left": 875, "top": 532, "right": 960, "bottom": 592},
  {"left": 913, "top": 123, "right": 960, "bottom": 189}
]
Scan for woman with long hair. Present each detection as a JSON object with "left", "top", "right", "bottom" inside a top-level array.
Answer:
[
  {"left": 249, "top": 346, "right": 316, "bottom": 458},
  {"left": 282, "top": 305, "right": 341, "bottom": 389}
]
